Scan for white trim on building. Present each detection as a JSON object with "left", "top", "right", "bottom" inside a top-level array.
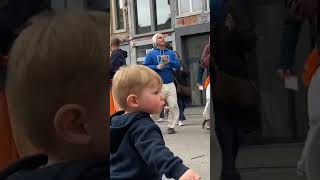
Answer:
[
  {"left": 111, "top": 0, "right": 127, "bottom": 33},
  {"left": 177, "top": 0, "right": 209, "bottom": 16}
]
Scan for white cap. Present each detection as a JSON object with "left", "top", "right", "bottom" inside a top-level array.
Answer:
[{"left": 152, "top": 33, "right": 160, "bottom": 47}]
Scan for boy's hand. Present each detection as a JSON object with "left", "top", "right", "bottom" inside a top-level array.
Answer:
[{"left": 179, "top": 169, "right": 201, "bottom": 180}]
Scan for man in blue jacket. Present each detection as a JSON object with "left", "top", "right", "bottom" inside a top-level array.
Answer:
[{"left": 144, "top": 33, "right": 181, "bottom": 134}]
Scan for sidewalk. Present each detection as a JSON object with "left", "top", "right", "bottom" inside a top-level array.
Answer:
[
  {"left": 238, "top": 143, "right": 306, "bottom": 180},
  {"left": 158, "top": 106, "right": 307, "bottom": 180},
  {"left": 158, "top": 106, "right": 210, "bottom": 180}
]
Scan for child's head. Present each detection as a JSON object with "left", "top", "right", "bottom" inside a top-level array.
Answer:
[
  {"left": 112, "top": 65, "right": 165, "bottom": 114},
  {"left": 6, "top": 10, "right": 109, "bottom": 162},
  {"left": 111, "top": 37, "right": 120, "bottom": 51}
]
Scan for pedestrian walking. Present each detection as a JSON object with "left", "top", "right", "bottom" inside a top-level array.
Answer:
[
  {"left": 213, "top": 0, "right": 258, "bottom": 179},
  {"left": 295, "top": 0, "right": 320, "bottom": 179},
  {"left": 202, "top": 76, "right": 211, "bottom": 130},
  {"left": 110, "top": 37, "right": 127, "bottom": 115},
  {"left": 144, "top": 33, "right": 181, "bottom": 134},
  {"left": 175, "top": 62, "right": 191, "bottom": 126}
]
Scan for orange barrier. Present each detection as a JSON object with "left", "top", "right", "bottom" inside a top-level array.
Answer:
[
  {"left": 303, "top": 48, "right": 320, "bottom": 86},
  {"left": 0, "top": 91, "right": 19, "bottom": 170},
  {"left": 110, "top": 90, "right": 117, "bottom": 116}
]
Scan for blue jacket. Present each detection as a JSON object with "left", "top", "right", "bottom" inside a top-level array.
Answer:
[
  {"left": 110, "top": 111, "right": 188, "bottom": 180},
  {"left": 143, "top": 48, "right": 181, "bottom": 84}
]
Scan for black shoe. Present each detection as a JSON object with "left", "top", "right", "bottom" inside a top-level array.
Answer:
[
  {"left": 202, "top": 119, "right": 208, "bottom": 129},
  {"left": 167, "top": 128, "right": 176, "bottom": 134}
]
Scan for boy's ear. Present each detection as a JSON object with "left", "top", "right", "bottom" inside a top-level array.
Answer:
[
  {"left": 54, "top": 104, "right": 90, "bottom": 145},
  {"left": 126, "top": 94, "right": 138, "bottom": 108}
]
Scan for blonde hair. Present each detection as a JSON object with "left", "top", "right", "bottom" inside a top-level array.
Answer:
[
  {"left": 112, "top": 65, "right": 163, "bottom": 109},
  {"left": 6, "top": 10, "right": 109, "bottom": 151}
]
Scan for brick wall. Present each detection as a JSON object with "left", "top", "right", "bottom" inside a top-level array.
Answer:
[{"left": 175, "top": 12, "right": 210, "bottom": 28}]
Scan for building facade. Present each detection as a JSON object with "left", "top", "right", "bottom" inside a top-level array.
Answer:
[
  {"left": 172, "top": 0, "right": 210, "bottom": 106},
  {"left": 110, "top": 0, "right": 131, "bottom": 64}
]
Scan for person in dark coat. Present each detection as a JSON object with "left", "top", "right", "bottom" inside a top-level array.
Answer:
[
  {"left": 109, "top": 37, "right": 127, "bottom": 115},
  {"left": 213, "top": 0, "right": 258, "bottom": 179},
  {"left": 175, "top": 62, "right": 191, "bottom": 126},
  {"left": 110, "top": 37, "right": 127, "bottom": 80}
]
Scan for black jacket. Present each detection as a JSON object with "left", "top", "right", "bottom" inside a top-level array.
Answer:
[
  {"left": 110, "top": 49, "right": 127, "bottom": 79},
  {"left": 214, "top": 0, "right": 256, "bottom": 78},
  {"left": 110, "top": 111, "right": 188, "bottom": 180},
  {"left": 0, "top": 154, "right": 108, "bottom": 180}
]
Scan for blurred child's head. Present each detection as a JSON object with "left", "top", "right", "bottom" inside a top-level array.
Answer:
[
  {"left": 111, "top": 37, "right": 120, "bottom": 51},
  {"left": 112, "top": 65, "right": 165, "bottom": 114},
  {"left": 6, "top": 10, "right": 109, "bottom": 162}
]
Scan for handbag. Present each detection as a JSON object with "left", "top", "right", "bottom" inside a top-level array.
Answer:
[
  {"left": 176, "top": 83, "right": 191, "bottom": 97},
  {"left": 213, "top": 69, "right": 258, "bottom": 109}
]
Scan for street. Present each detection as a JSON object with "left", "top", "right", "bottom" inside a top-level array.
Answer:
[{"left": 157, "top": 107, "right": 307, "bottom": 180}]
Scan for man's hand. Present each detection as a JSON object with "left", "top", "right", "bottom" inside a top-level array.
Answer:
[
  {"left": 277, "top": 68, "right": 294, "bottom": 80},
  {"left": 157, "top": 64, "right": 165, "bottom": 70},
  {"left": 179, "top": 169, "right": 201, "bottom": 180},
  {"left": 225, "top": 14, "right": 236, "bottom": 32},
  {"left": 161, "top": 55, "right": 170, "bottom": 65}
]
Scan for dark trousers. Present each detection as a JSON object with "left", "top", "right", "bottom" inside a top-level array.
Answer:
[
  {"left": 177, "top": 95, "right": 188, "bottom": 121},
  {"left": 159, "top": 108, "right": 164, "bottom": 119},
  {"left": 197, "top": 65, "right": 205, "bottom": 84},
  {"left": 215, "top": 104, "right": 241, "bottom": 180}
]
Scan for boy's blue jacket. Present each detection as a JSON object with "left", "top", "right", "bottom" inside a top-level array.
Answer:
[
  {"left": 110, "top": 111, "right": 188, "bottom": 180},
  {"left": 143, "top": 48, "right": 181, "bottom": 84}
]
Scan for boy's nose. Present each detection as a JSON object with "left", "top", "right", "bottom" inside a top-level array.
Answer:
[{"left": 160, "top": 94, "right": 165, "bottom": 100}]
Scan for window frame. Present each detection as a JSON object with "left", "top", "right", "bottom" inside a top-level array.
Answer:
[
  {"left": 177, "top": 0, "right": 210, "bottom": 17},
  {"left": 132, "top": 0, "right": 173, "bottom": 36},
  {"left": 112, "top": 0, "right": 126, "bottom": 33}
]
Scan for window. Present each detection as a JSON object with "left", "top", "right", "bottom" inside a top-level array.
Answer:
[
  {"left": 178, "top": 0, "right": 209, "bottom": 15},
  {"left": 136, "top": 44, "right": 154, "bottom": 64},
  {"left": 155, "top": 0, "right": 171, "bottom": 31},
  {"left": 134, "top": 0, "right": 151, "bottom": 34},
  {"left": 133, "top": 0, "right": 172, "bottom": 34},
  {"left": 113, "top": 0, "right": 125, "bottom": 31}
]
